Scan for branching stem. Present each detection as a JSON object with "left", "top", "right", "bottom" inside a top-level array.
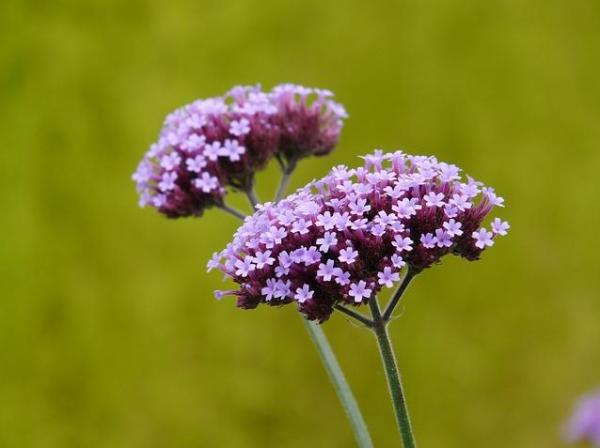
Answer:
[
  {"left": 217, "top": 203, "right": 246, "bottom": 221},
  {"left": 334, "top": 304, "right": 374, "bottom": 327},
  {"left": 383, "top": 270, "right": 415, "bottom": 322}
]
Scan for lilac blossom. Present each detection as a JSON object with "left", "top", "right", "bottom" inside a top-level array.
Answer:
[
  {"left": 443, "top": 219, "right": 463, "bottom": 237},
  {"left": 220, "top": 139, "right": 246, "bottom": 162},
  {"left": 335, "top": 271, "right": 351, "bottom": 286},
  {"left": 391, "top": 254, "right": 406, "bottom": 269},
  {"left": 229, "top": 118, "right": 250, "bottom": 136},
  {"left": 261, "top": 278, "right": 278, "bottom": 301},
  {"left": 193, "top": 172, "right": 219, "bottom": 193},
  {"left": 295, "top": 284, "right": 314, "bottom": 303},
  {"left": 566, "top": 389, "right": 600, "bottom": 447},
  {"left": 234, "top": 257, "right": 255, "bottom": 277},
  {"left": 339, "top": 247, "right": 358, "bottom": 264},
  {"left": 434, "top": 229, "right": 453, "bottom": 248},
  {"left": 491, "top": 218, "right": 510, "bottom": 236},
  {"left": 304, "top": 246, "right": 322, "bottom": 265},
  {"left": 349, "top": 281, "right": 373, "bottom": 302},
  {"left": 420, "top": 233, "right": 436, "bottom": 249},
  {"left": 133, "top": 84, "right": 347, "bottom": 218},
  {"left": 209, "top": 150, "right": 508, "bottom": 321},
  {"left": 158, "top": 172, "right": 177, "bottom": 192},
  {"left": 472, "top": 228, "right": 494, "bottom": 249},
  {"left": 317, "top": 260, "right": 341, "bottom": 282},
  {"left": 424, "top": 192, "right": 445, "bottom": 208},
  {"left": 253, "top": 250, "right": 275, "bottom": 269},
  {"left": 378, "top": 267, "right": 400, "bottom": 288},
  {"left": 317, "top": 232, "right": 338, "bottom": 252},
  {"left": 186, "top": 155, "right": 207, "bottom": 173}
]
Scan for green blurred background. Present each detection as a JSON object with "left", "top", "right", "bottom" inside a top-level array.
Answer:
[{"left": 2, "top": 0, "right": 599, "bottom": 446}]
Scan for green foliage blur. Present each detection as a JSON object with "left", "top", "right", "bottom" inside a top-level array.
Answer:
[{"left": 1, "top": 0, "right": 599, "bottom": 446}]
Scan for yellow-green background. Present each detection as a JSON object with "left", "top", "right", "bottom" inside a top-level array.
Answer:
[{"left": 2, "top": 0, "right": 599, "bottom": 446}]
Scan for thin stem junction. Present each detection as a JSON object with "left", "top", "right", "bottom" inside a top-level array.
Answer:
[
  {"left": 334, "top": 304, "right": 374, "bottom": 327},
  {"left": 383, "top": 269, "right": 415, "bottom": 321},
  {"left": 274, "top": 158, "right": 297, "bottom": 202},
  {"left": 245, "top": 187, "right": 260, "bottom": 210}
]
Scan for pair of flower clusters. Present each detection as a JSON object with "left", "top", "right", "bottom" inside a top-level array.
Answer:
[
  {"left": 132, "top": 84, "right": 347, "bottom": 218},
  {"left": 208, "top": 150, "right": 509, "bottom": 321}
]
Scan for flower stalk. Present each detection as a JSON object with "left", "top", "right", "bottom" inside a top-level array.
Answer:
[
  {"left": 334, "top": 304, "right": 374, "bottom": 327},
  {"left": 216, "top": 203, "right": 246, "bottom": 221},
  {"left": 244, "top": 183, "right": 260, "bottom": 210},
  {"left": 369, "top": 294, "right": 417, "bottom": 448},
  {"left": 274, "top": 158, "right": 297, "bottom": 202},
  {"left": 303, "top": 320, "right": 373, "bottom": 448},
  {"left": 383, "top": 269, "right": 415, "bottom": 321}
]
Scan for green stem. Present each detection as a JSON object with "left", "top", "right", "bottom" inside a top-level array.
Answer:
[
  {"left": 369, "top": 297, "right": 417, "bottom": 448},
  {"left": 334, "top": 304, "right": 374, "bottom": 327},
  {"left": 274, "top": 159, "right": 297, "bottom": 202},
  {"left": 383, "top": 270, "right": 415, "bottom": 322},
  {"left": 303, "top": 320, "right": 373, "bottom": 448},
  {"left": 245, "top": 187, "right": 260, "bottom": 210},
  {"left": 217, "top": 203, "right": 246, "bottom": 221}
]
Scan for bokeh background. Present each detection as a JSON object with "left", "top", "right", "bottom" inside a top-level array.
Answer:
[{"left": 2, "top": 0, "right": 599, "bottom": 446}]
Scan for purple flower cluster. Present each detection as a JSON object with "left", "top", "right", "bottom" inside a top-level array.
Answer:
[
  {"left": 567, "top": 390, "right": 600, "bottom": 447},
  {"left": 271, "top": 84, "right": 348, "bottom": 165},
  {"left": 133, "top": 84, "right": 347, "bottom": 218},
  {"left": 208, "top": 150, "right": 509, "bottom": 322}
]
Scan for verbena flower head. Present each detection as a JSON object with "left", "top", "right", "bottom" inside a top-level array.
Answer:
[
  {"left": 133, "top": 84, "right": 347, "bottom": 218},
  {"left": 208, "top": 150, "right": 509, "bottom": 321},
  {"left": 566, "top": 389, "right": 600, "bottom": 447},
  {"left": 270, "top": 84, "right": 348, "bottom": 165}
]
